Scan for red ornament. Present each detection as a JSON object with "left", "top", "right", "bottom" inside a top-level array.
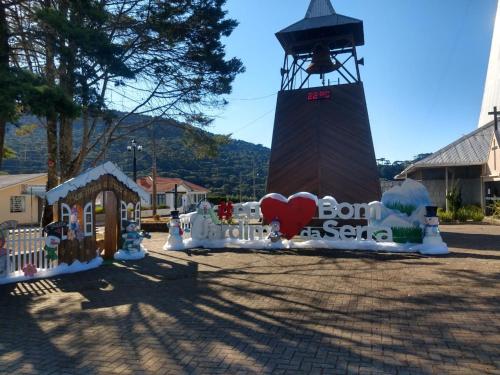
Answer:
[
  {"left": 217, "top": 201, "right": 227, "bottom": 220},
  {"left": 260, "top": 194, "right": 317, "bottom": 240},
  {"left": 48, "top": 159, "right": 55, "bottom": 168}
]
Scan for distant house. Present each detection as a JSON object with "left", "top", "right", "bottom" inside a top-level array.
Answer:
[
  {"left": 0, "top": 173, "right": 47, "bottom": 224},
  {"left": 396, "top": 121, "right": 498, "bottom": 211},
  {"left": 137, "top": 176, "right": 209, "bottom": 213}
]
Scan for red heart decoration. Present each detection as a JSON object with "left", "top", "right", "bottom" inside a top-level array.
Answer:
[{"left": 260, "top": 193, "right": 318, "bottom": 240}]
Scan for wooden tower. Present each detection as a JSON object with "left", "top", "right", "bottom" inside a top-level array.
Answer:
[{"left": 267, "top": 0, "right": 381, "bottom": 203}]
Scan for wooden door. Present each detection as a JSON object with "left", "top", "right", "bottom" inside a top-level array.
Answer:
[{"left": 103, "top": 191, "right": 118, "bottom": 259}]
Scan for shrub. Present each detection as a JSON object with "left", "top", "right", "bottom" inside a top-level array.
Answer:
[
  {"left": 438, "top": 209, "right": 454, "bottom": 223},
  {"left": 95, "top": 206, "right": 104, "bottom": 214},
  {"left": 456, "top": 208, "right": 468, "bottom": 223},
  {"left": 471, "top": 211, "right": 485, "bottom": 222},
  {"left": 446, "top": 184, "right": 462, "bottom": 214}
]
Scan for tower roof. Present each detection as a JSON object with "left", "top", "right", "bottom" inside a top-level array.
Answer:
[
  {"left": 305, "top": 0, "right": 335, "bottom": 18},
  {"left": 478, "top": 0, "right": 500, "bottom": 127},
  {"left": 276, "top": 1, "right": 364, "bottom": 54}
]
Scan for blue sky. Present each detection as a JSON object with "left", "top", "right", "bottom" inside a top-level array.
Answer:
[{"left": 210, "top": 0, "right": 497, "bottom": 162}]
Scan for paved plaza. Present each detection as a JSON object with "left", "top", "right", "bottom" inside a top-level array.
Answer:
[{"left": 1, "top": 225, "right": 499, "bottom": 375}]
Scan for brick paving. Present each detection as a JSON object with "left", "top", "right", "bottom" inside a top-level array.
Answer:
[{"left": 1, "top": 224, "right": 499, "bottom": 375}]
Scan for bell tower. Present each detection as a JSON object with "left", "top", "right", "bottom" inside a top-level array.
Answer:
[{"left": 267, "top": 0, "right": 381, "bottom": 203}]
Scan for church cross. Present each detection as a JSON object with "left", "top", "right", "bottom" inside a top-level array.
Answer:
[{"left": 489, "top": 106, "right": 500, "bottom": 131}]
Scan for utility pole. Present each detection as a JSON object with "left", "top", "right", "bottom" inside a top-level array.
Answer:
[
  {"left": 151, "top": 125, "right": 158, "bottom": 218},
  {"left": 252, "top": 158, "right": 256, "bottom": 201}
]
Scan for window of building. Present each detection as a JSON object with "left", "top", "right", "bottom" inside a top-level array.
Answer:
[
  {"left": 84, "top": 202, "right": 93, "bottom": 236},
  {"left": 10, "top": 196, "right": 26, "bottom": 213},
  {"left": 157, "top": 193, "right": 166, "bottom": 207}
]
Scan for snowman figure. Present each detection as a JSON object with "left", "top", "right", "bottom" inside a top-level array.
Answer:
[
  {"left": 121, "top": 220, "right": 144, "bottom": 253},
  {"left": 268, "top": 218, "right": 283, "bottom": 243},
  {"left": 422, "top": 206, "right": 445, "bottom": 246},
  {"left": 165, "top": 211, "right": 184, "bottom": 250},
  {"left": 43, "top": 221, "right": 66, "bottom": 261}
]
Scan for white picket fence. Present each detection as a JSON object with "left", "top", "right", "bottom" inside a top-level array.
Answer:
[{"left": 3, "top": 227, "right": 56, "bottom": 274}]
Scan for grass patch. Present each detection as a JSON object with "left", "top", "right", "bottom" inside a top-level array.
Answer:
[
  {"left": 385, "top": 202, "right": 416, "bottom": 216},
  {"left": 391, "top": 226, "right": 423, "bottom": 244}
]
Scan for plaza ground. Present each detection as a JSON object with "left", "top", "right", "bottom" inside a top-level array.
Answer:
[{"left": 1, "top": 225, "right": 499, "bottom": 375}]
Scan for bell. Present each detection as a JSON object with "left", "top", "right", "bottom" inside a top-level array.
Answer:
[{"left": 306, "top": 44, "right": 338, "bottom": 75}]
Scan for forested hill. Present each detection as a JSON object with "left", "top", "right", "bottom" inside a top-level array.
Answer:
[{"left": 2, "top": 115, "right": 271, "bottom": 199}]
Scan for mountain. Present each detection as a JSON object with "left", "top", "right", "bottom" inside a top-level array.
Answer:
[{"left": 2, "top": 115, "right": 270, "bottom": 199}]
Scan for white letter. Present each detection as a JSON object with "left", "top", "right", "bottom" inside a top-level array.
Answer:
[
  {"left": 319, "top": 198, "right": 337, "bottom": 219},
  {"left": 323, "top": 220, "right": 340, "bottom": 240},
  {"left": 354, "top": 204, "right": 371, "bottom": 220},
  {"left": 340, "top": 225, "right": 356, "bottom": 240},
  {"left": 338, "top": 203, "right": 355, "bottom": 220}
]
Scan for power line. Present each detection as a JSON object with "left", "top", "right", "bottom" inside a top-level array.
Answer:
[
  {"left": 232, "top": 108, "right": 275, "bottom": 135},
  {"left": 229, "top": 92, "right": 277, "bottom": 101}
]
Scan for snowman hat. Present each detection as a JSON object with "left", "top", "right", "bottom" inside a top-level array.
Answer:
[
  {"left": 44, "top": 221, "right": 67, "bottom": 238},
  {"left": 122, "top": 220, "right": 138, "bottom": 228},
  {"left": 425, "top": 206, "right": 438, "bottom": 217}
]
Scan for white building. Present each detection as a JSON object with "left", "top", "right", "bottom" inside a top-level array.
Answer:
[{"left": 137, "top": 176, "right": 209, "bottom": 214}]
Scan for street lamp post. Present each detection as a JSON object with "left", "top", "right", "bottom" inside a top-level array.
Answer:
[{"left": 127, "top": 139, "right": 143, "bottom": 182}]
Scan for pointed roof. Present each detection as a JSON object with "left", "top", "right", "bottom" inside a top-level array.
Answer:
[
  {"left": 46, "top": 161, "right": 150, "bottom": 205},
  {"left": 395, "top": 122, "right": 498, "bottom": 178},
  {"left": 478, "top": 0, "right": 500, "bottom": 127},
  {"left": 276, "top": 1, "right": 364, "bottom": 54},
  {"left": 305, "top": 0, "right": 335, "bottom": 18}
]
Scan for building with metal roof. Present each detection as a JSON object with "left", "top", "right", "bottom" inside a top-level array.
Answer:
[{"left": 396, "top": 121, "right": 500, "bottom": 210}]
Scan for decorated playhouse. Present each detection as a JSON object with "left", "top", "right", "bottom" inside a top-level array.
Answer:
[
  {"left": 165, "top": 179, "right": 448, "bottom": 255},
  {"left": 46, "top": 161, "right": 150, "bottom": 264}
]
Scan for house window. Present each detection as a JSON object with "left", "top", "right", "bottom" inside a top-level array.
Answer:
[
  {"left": 84, "top": 202, "right": 93, "bottom": 236},
  {"left": 135, "top": 202, "right": 141, "bottom": 226},
  {"left": 61, "top": 203, "right": 71, "bottom": 239},
  {"left": 157, "top": 193, "right": 166, "bottom": 207},
  {"left": 10, "top": 196, "right": 25, "bottom": 213},
  {"left": 121, "top": 201, "right": 128, "bottom": 224}
]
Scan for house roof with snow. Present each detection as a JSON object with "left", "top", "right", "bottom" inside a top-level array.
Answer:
[
  {"left": 137, "top": 176, "right": 209, "bottom": 194},
  {"left": 46, "top": 161, "right": 150, "bottom": 205},
  {"left": 0, "top": 173, "right": 46, "bottom": 190},
  {"left": 396, "top": 121, "right": 498, "bottom": 179}
]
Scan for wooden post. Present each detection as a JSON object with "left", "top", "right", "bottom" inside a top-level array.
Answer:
[{"left": 445, "top": 167, "right": 449, "bottom": 212}]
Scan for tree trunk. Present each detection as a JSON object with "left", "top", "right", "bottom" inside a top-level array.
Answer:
[
  {"left": 0, "top": 2, "right": 10, "bottom": 169},
  {"left": 42, "top": 0, "right": 57, "bottom": 226}
]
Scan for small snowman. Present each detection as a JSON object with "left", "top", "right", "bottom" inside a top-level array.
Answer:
[
  {"left": 165, "top": 211, "right": 185, "bottom": 250},
  {"left": 121, "top": 220, "right": 143, "bottom": 253},
  {"left": 43, "top": 221, "right": 66, "bottom": 261},
  {"left": 422, "top": 206, "right": 445, "bottom": 246},
  {"left": 268, "top": 218, "right": 283, "bottom": 243}
]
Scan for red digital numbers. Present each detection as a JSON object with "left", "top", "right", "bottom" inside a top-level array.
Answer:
[{"left": 307, "top": 90, "right": 331, "bottom": 101}]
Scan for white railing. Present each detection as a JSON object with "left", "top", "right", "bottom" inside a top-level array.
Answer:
[{"left": 3, "top": 227, "right": 57, "bottom": 274}]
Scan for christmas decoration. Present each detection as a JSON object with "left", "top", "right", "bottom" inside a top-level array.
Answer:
[
  {"left": 22, "top": 263, "right": 37, "bottom": 278},
  {"left": 268, "top": 219, "right": 283, "bottom": 243},
  {"left": 260, "top": 193, "right": 318, "bottom": 240},
  {"left": 121, "top": 220, "right": 149, "bottom": 253},
  {"left": 165, "top": 211, "right": 185, "bottom": 251},
  {"left": 43, "top": 222, "right": 66, "bottom": 262}
]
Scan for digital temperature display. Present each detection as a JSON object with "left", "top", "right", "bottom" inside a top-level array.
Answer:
[{"left": 307, "top": 90, "right": 332, "bottom": 101}]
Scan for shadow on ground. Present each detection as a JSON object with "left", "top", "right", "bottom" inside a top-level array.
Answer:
[{"left": 0, "top": 228, "right": 499, "bottom": 374}]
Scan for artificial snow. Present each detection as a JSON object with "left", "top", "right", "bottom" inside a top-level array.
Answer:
[
  {"left": 113, "top": 245, "right": 148, "bottom": 260},
  {"left": 259, "top": 192, "right": 319, "bottom": 205},
  {"left": 0, "top": 256, "right": 103, "bottom": 285},
  {"left": 46, "top": 161, "right": 150, "bottom": 205},
  {"left": 381, "top": 179, "right": 432, "bottom": 210},
  {"left": 163, "top": 238, "right": 449, "bottom": 255}
]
